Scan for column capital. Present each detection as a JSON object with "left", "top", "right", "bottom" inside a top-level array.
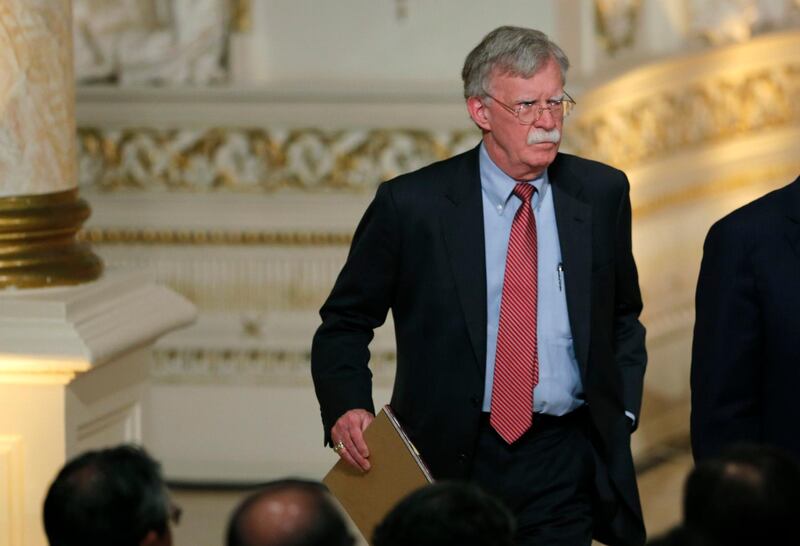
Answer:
[{"left": 0, "top": 270, "right": 196, "bottom": 384}]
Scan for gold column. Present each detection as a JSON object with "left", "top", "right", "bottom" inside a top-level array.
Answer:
[{"left": 0, "top": 0, "right": 101, "bottom": 288}]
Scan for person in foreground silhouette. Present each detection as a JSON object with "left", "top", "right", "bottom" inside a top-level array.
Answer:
[
  {"left": 226, "top": 479, "right": 354, "bottom": 546},
  {"left": 43, "top": 444, "right": 179, "bottom": 546},
  {"left": 372, "top": 481, "right": 515, "bottom": 546},
  {"left": 648, "top": 443, "right": 800, "bottom": 546}
]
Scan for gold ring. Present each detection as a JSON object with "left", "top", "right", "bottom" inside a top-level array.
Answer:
[{"left": 332, "top": 441, "right": 345, "bottom": 454}]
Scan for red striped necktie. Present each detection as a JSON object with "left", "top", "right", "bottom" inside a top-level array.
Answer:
[{"left": 490, "top": 182, "right": 539, "bottom": 444}]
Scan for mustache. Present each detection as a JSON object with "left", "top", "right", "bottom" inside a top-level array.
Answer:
[{"left": 527, "top": 128, "right": 561, "bottom": 145}]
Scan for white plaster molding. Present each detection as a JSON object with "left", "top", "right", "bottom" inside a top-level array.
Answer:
[
  {"left": 80, "top": 192, "right": 365, "bottom": 315},
  {"left": 75, "top": 402, "right": 143, "bottom": 445},
  {"left": 76, "top": 85, "right": 475, "bottom": 130},
  {"left": 0, "top": 270, "right": 197, "bottom": 383},
  {"left": 153, "top": 311, "right": 397, "bottom": 386},
  {"left": 628, "top": 125, "right": 800, "bottom": 216},
  {"left": 571, "top": 29, "right": 800, "bottom": 172},
  {"left": 65, "top": 347, "right": 153, "bottom": 457},
  {"left": 88, "top": 246, "right": 346, "bottom": 314},
  {"left": 83, "top": 191, "right": 372, "bottom": 233}
]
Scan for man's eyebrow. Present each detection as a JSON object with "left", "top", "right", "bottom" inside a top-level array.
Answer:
[{"left": 513, "top": 93, "right": 565, "bottom": 103}]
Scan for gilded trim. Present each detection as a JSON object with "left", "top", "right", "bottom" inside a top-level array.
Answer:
[
  {"left": 230, "top": 0, "right": 251, "bottom": 32},
  {"left": 152, "top": 346, "right": 396, "bottom": 386},
  {"left": 79, "top": 227, "right": 353, "bottom": 246},
  {"left": 0, "top": 190, "right": 103, "bottom": 288}
]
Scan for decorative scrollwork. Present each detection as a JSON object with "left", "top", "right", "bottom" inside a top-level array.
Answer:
[
  {"left": 77, "top": 128, "right": 480, "bottom": 193},
  {"left": 569, "top": 64, "right": 800, "bottom": 169}
]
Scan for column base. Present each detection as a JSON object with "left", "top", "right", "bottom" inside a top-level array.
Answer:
[{"left": 0, "top": 189, "right": 102, "bottom": 289}]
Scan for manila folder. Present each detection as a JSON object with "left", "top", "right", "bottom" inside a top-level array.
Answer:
[{"left": 323, "top": 405, "right": 433, "bottom": 542}]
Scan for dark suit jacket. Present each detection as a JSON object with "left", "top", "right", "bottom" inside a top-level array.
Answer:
[
  {"left": 691, "top": 176, "right": 800, "bottom": 461},
  {"left": 312, "top": 145, "right": 647, "bottom": 545}
]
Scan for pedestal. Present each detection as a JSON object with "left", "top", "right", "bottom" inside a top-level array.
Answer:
[{"left": 0, "top": 271, "right": 196, "bottom": 546}]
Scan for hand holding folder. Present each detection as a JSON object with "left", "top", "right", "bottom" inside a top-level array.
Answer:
[
  {"left": 323, "top": 405, "right": 433, "bottom": 542},
  {"left": 330, "top": 408, "right": 375, "bottom": 471}
]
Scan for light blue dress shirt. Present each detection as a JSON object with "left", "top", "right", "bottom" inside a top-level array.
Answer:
[{"left": 480, "top": 143, "right": 584, "bottom": 415}]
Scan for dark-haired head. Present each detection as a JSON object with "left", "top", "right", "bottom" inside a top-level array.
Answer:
[
  {"left": 372, "top": 481, "right": 515, "bottom": 546},
  {"left": 684, "top": 443, "right": 800, "bottom": 545},
  {"left": 43, "top": 444, "right": 173, "bottom": 546}
]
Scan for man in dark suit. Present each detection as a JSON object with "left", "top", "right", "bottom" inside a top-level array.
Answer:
[
  {"left": 312, "top": 26, "right": 647, "bottom": 546},
  {"left": 691, "top": 176, "right": 800, "bottom": 461}
]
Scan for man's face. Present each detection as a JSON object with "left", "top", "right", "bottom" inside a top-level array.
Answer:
[{"left": 467, "top": 57, "right": 565, "bottom": 181}]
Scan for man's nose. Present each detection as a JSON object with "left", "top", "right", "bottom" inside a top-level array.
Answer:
[{"left": 534, "top": 107, "right": 558, "bottom": 129}]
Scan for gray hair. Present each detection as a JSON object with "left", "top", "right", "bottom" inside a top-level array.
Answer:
[{"left": 462, "top": 26, "right": 570, "bottom": 99}]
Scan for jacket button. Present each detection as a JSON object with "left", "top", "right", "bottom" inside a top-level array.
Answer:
[
  {"left": 458, "top": 453, "right": 468, "bottom": 462},
  {"left": 470, "top": 395, "right": 480, "bottom": 407}
]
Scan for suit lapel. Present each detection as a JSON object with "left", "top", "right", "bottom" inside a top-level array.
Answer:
[
  {"left": 784, "top": 177, "right": 800, "bottom": 260},
  {"left": 441, "top": 147, "right": 488, "bottom": 377},
  {"left": 549, "top": 155, "right": 592, "bottom": 374}
]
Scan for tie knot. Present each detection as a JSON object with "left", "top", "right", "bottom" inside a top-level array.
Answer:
[{"left": 513, "top": 183, "right": 536, "bottom": 203}]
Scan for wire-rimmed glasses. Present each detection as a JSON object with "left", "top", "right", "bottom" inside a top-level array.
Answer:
[{"left": 484, "top": 91, "right": 576, "bottom": 124}]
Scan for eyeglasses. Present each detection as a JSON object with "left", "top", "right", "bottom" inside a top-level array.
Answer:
[{"left": 483, "top": 91, "right": 576, "bottom": 124}]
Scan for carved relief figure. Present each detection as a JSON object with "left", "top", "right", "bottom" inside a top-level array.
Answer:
[
  {"left": 73, "top": 0, "right": 229, "bottom": 84},
  {"left": 594, "top": 0, "right": 642, "bottom": 54},
  {"left": 689, "top": 0, "right": 800, "bottom": 45}
]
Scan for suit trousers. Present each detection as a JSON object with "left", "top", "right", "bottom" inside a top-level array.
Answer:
[{"left": 470, "top": 408, "right": 594, "bottom": 546}]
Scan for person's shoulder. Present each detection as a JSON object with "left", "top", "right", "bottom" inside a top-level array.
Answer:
[
  {"left": 555, "top": 152, "right": 625, "bottom": 176},
  {"left": 704, "top": 181, "right": 797, "bottom": 253},
  {"left": 380, "top": 145, "right": 479, "bottom": 195},
  {"left": 552, "top": 153, "right": 627, "bottom": 187},
  {"left": 709, "top": 181, "right": 792, "bottom": 236},
  {"left": 551, "top": 153, "right": 629, "bottom": 202}
]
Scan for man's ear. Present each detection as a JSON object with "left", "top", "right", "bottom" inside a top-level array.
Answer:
[
  {"left": 466, "top": 96, "right": 491, "bottom": 132},
  {"left": 140, "top": 529, "right": 171, "bottom": 546}
]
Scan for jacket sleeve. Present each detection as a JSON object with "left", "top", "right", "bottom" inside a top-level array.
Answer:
[
  {"left": 613, "top": 179, "right": 647, "bottom": 429},
  {"left": 311, "top": 182, "right": 400, "bottom": 444},
  {"left": 690, "top": 220, "right": 761, "bottom": 461}
]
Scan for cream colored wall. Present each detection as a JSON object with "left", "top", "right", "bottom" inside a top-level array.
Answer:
[
  {"left": 235, "top": 0, "right": 767, "bottom": 89},
  {"left": 244, "top": 0, "right": 556, "bottom": 86}
]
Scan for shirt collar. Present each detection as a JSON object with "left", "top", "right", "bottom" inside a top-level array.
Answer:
[{"left": 479, "top": 141, "right": 549, "bottom": 214}]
